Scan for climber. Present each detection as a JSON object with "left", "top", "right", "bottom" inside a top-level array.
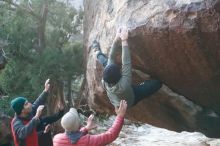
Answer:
[{"left": 91, "top": 26, "right": 162, "bottom": 108}]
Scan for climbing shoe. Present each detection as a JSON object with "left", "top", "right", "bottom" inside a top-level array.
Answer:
[{"left": 90, "top": 40, "right": 101, "bottom": 52}]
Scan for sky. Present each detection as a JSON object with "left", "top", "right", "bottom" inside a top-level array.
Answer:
[{"left": 63, "top": 0, "right": 84, "bottom": 10}]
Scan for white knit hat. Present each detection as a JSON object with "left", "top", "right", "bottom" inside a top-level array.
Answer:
[{"left": 61, "top": 108, "right": 81, "bottom": 132}]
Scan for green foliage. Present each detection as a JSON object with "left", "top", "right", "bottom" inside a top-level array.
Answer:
[
  {"left": 0, "top": 0, "right": 84, "bottom": 114},
  {"left": 0, "top": 96, "right": 14, "bottom": 116},
  {"left": 0, "top": 42, "right": 83, "bottom": 100}
]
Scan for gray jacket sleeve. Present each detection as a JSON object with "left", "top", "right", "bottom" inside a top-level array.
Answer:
[
  {"left": 32, "top": 91, "right": 49, "bottom": 115},
  {"left": 107, "top": 39, "right": 120, "bottom": 65},
  {"left": 121, "top": 45, "right": 132, "bottom": 84},
  {"left": 13, "top": 118, "right": 40, "bottom": 139},
  {"left": 107, "top": 40, "right": 131, "bottom": 81}
]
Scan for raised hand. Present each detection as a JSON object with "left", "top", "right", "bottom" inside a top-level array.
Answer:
[
  {"left": 44, "top": 79, "right": 50, "bottom": 92},
  {"left": 85, "top": 114, "right": 97, "bottom": 131},
  {"left": 115, "top": 27, "right": 122, "bottom": 41},
  {"left": 44, "top": 124, "right": 51, "bottom": 133},
  {"left": 115, "top": 100, "right": 127, "bottom": 117},
  {"left": 34, "top": 105, "right": 44, "bottom": 119},
  {"left": 57, "top": 101, "right": 64, "bottom": 111},
  {"left": 119, "top": 27, "right": 128, "bottom": 41}
]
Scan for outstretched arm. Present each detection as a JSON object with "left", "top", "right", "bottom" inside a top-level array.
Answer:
[
  {"left": 89, "top": 100, "right": 127, "bottom": 146},
  {"left": 37, "top": 103, "right": 64, "bottom": 133},
  {"left": 39, "top": 109, "right": 64, "bottom": 126},
  {"left": 120, "top": 28, "right": 132, "bottom": 83},
  {"left": 32, "top": 79, "right": 50, "bottom": 114},
  {"left": 107, "top": 29, "right": 121, "bottom": 65}
]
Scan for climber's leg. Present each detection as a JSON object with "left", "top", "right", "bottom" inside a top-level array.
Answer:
[
  {"left": 96, "top": 51, "right": 108, "bottom": 67},
  {"left": 90, "top": 40, "right": 108, "bottom": 67},
  {"left": 132, "top": 79, "right": 162, "bottom": 105}
]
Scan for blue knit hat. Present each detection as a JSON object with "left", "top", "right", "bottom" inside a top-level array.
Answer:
[
  {"left": 103, "top": 64, "right": 121, "bottom": 84},
  {"left": 11, "top": 97, "right": 27, "bottom": 115}
]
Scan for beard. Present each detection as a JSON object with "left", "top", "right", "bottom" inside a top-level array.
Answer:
[{"left": 23, "top": 105, "right": 32, "bottom": 115}]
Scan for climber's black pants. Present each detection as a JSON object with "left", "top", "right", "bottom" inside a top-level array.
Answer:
[
  {"left": 132, "top": 80, "right": 162, "bottom": 106},
  {"left": 96, "top": 51, "right": 108, "bottom": 67}
]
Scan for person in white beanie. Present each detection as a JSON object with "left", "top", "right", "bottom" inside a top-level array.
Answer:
[
  {"left": 61, "top": 108, "right": 81, "bottom": 132},
  {"left": 53, "top": 100, "right": 127, "bottom": 146}
]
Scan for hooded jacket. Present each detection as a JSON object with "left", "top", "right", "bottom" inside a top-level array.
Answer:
[{"left": 53, "top": 116, "right": 124, "bottom": 146}]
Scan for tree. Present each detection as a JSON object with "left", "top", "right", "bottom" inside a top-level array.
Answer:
[{"left": 0, "top": 0, "right": 84, "bottom": 115}]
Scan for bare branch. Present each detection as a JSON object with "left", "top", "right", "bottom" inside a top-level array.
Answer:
[
  {"left": 28, "top": 0, "right": 34, "bottom": 12},
  {"left": 37, "top": 3, "right": 48, "bottom": 53}
]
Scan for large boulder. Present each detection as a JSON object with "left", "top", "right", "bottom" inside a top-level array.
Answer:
[
  {"left": 83, "top": 0, "right": 220, "bottom": 137},
  {"left": 97, "top": 116, "right": 220, "bottom": 146}
]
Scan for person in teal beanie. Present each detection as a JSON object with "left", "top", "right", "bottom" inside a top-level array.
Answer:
[
  {"left": 11, "top": 97, "right": 27, "bottom": 115},
  {"left": 10, "top": 79, "right": 50, "bottom": 146}
]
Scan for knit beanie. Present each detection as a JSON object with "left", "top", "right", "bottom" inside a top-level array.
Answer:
[
  {"left": 11, "top": 97, "right": 27, "bottom": 115},
  {"left": 61, "top": 108, "right": 80, "bottom": 132},
  {"left": 103, "top": 64, "right": 121, "bottom": 84}
]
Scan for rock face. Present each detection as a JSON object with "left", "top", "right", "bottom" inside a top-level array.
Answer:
[
  {"left": 83, "top": 0, "right": 220, "bottom": 137},
  {"left": 98, "top": 116, "right": 220, "bottom": 146},
  {"left": 0, "top": 114, "right": 12, "bottom": 145}
]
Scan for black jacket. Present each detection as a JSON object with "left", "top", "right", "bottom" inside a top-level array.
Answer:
[{"left": 37, "top": 109, "right": 64, "bottom": 146}]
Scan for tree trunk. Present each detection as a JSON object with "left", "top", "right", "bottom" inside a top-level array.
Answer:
[{"left": 37, "top": 3, "right": 48, "bottom": 53}]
